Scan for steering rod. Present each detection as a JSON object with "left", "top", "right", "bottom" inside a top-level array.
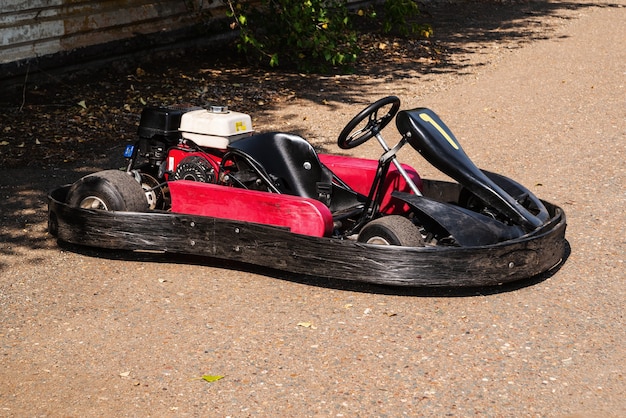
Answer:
[{"left": 374, "top": 132, "right": 423, "bottom": 196}]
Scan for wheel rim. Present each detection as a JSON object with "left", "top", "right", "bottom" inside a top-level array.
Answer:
[
  {"left": 143, "top": 186, "right": 157, "bottom": 209},
  {"left": 78, "top": 196, "right": 109, "bottom": 210},
  {"left": 140, "top": 173, "right": 162, "bottom": 210},
  {"left": 365, "top": 236, "right": 392, "bottom": 245}
]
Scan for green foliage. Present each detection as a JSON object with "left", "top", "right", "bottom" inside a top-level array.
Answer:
[
  {"left": 227, "top": 0, "right": 358, "bottom": 72},
  {"left": 381, "top": 0, "right": 432, "bottom": 37},
  {"left": 225, "top": 0, "right": 432, "bottom": 72}
]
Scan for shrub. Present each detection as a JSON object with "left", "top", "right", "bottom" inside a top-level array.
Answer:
[
  {"left": 226, "top": 0, "right": 359, "bottom": 72},
  {"left": 225, "top": 0, "right": 432, "bottom": 72},
  {"left": 381, "top": 0, "right": 432, "bottom": 37}
]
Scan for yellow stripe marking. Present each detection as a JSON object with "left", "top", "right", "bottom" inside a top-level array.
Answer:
[{"left": 419, "top": 113, "right": 459, "bottom": 150}]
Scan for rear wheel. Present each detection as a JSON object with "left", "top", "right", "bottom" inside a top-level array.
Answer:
[
  {"left": 358, "top": 215, "right": 424, "bottom": 247},
  {"left": 66, "top": 170, "right": 148, "bottom": 212},
  {"left": 140, "top": 172, "right": 167, "bottom": 210}
]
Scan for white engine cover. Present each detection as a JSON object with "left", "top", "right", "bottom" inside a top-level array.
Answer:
[{"left": 179, "top": 106, "right": 253, "bottom": 149}]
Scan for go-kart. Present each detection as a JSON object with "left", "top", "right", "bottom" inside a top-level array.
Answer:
[{"left": 47, "top": 96, "right": 567, "bottom": 287}]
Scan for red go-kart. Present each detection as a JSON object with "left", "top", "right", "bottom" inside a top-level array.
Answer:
[{"left": 48, "top": 97, "right": 567, "bottom": 287}]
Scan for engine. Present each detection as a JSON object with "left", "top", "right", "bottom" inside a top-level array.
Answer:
[
  {"left": 132, "top": 105, "right": 190, "bottom": 167},
  {"left": 167, "top": 149, "right": 218, "bottom": 184},
  {"left": 125, "top": 105, "right": 254, "bottom": 209},
  {"left": 131, "top": 105, "right": 252, "bottom": 167},
  {"left": 128, "top": 104, "right": 254, "bottom": 173},
  {"left": 178, "top": 105, "right": 253, "bottom": 148}
]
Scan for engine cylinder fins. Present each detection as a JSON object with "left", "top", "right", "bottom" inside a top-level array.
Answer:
[{"left": 173, "top": 156, "right": 216, "bottom": 183}]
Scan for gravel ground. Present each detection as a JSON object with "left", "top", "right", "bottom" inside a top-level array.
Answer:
[{"left": 1, "top": 1, "right": 624, "bottom": 417}]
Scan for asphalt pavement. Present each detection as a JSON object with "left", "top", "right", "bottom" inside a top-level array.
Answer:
[{"left": 1, "top": 1, "right": 624, "bottom": 416}]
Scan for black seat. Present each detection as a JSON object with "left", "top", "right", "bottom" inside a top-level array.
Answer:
[
  {"left": 227, "top": 132, "right": 331, "bottom": 199},
  {"left": 225, "top": 132, "right": 364, "bottom": 213}
]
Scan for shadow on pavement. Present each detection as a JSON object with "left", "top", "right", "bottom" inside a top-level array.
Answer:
[{"left": 0, "top": 0, "right": 591, "bottom": 267}]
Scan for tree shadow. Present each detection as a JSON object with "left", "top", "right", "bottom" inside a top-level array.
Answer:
[
  {"left": 0, "top": 0, "right": 592, "bottom": 274},
  {"left": 0, "top": 1, "right": 610, "bottom": 165}
]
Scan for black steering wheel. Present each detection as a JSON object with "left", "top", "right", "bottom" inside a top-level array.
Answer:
[{"left": 337, "top": 96, "right": 401, "bottom": 149}]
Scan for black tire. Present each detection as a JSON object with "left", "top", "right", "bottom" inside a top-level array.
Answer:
[
  {"left": 66, "top": 170, "right": 148, "bottom": 212},
  {"left": 358, "top": 215, "right": 424, "bottom": 247},
  {"left": 458, "top": 187, "right": 489, "bottom": 214}
]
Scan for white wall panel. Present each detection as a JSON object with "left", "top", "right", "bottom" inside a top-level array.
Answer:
[{"left": 0, "top": 0, "right": 217, "bottom": 64}]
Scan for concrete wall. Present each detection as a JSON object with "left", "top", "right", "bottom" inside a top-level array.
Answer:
[
  {"left": 0, "top": 0, "right": 219, "bottom": 65},
  {"left": 0, "top": 0, "right": 371, "bottom": 83}
]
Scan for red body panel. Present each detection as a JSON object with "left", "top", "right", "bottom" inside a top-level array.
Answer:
[
  {"left": 168, "top": 154, "right": 422, "bottom": 237},
  {"left": 319, "top": 154, "right": 422, "bottom": 214},
  {"left": 169, "top": 180, "right": 334, "bottom": 237}
]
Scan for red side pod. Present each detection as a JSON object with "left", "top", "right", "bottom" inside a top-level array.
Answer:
[
  {"left": 168, "top": 180, "right": 334, "bottom": 237},
  {"left": 319, "top": 154, "right": 423, "bottom": 214}
]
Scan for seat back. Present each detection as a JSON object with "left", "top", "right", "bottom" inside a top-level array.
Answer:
[{"left": 227, "top": 132, "right": 332, "bottom": 201}]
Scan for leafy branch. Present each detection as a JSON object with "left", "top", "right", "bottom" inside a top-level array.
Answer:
[{"left": 224, "top": 0, "right": 430, "bottom": 72}]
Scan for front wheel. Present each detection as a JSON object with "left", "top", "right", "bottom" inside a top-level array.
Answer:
[
  {"left": 358, "top": 215, "right": 424, "bottom": 247},
  {"left": 66, "top": 170, "right": 148, "bottom": 212}
]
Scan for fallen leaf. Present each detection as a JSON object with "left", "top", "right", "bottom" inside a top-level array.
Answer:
[
  {"left": 201, "top": 375, "right": 224, "bottom": 383},
  {"left": 0, "top": 141, "right": 9, "bottom": 146},
  {"left": 77, "top": 100, "right": 87, "bottom": 109}
]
